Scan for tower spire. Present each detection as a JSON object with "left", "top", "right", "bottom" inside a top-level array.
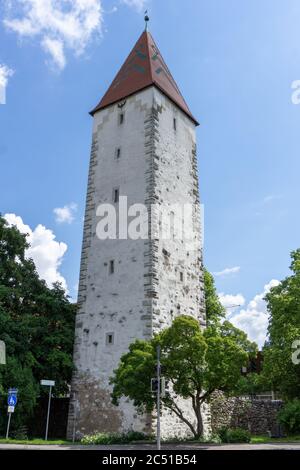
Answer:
[{"left": 144, "top": 10, "right": 149, "bottom": 31}]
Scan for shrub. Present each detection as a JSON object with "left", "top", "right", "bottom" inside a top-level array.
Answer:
[
  {"left": 81, "top": 431, "right": 148, "bottom": 445},
  {"left": 218, "top": 427, "right": 251, "bottom": 443},
  {"left": 278, "top": 400, "right": 300, "bottom": 435}
]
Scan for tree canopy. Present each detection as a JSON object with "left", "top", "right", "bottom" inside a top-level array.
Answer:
[
  {"left": 111, "top": 315, "right": 249, "bottom": 438},
  {"left": 261, "top": 249, "right": 300, "bottom": 399},
  {"left": 0, "top": 215, "right": 76, "bottom": 433}
]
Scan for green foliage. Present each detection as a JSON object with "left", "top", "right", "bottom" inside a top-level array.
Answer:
[
  {"left": 0, "top": 215, "right": 76, "bottom": 434},
  {"left": 218, "top": 427, "right": 251, "bottom": 443},
  {"left": 111, "top": 315, "right": 248, "bottom": 438},
  {"left": 261, "top": 249, "right": 300, "bottom": 399},
  {"left": 277, "top": 400, "right": 300, "bottom": 435},
  {"left": 235, "top": 372, "right": 267, "bottom": 397},
  {"left": 81, "top": 431, "right": 148, "bottom": 445},
  {"left": 203, "top": 269, "right": 225, "bottom": 326}
]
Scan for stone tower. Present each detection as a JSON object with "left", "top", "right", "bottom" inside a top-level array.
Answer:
[{"left": 67, "top": 29, "right": 207, "bottom": 440}]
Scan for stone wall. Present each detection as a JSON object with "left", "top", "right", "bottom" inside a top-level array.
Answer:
[{"left": 210, "top": 392, "right": 283, "bottom": 435}]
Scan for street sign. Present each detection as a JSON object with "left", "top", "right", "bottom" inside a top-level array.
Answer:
[
  {"left": 7, "top": 395, "right": 17, "bottom": 406},
  {"left": 0, "top": 340, "right": 6, "bottom": 365},
  {"left": 7, "top": 406, "right": 15, "bottom": 413},
  {"left": 7, "top": 388, "right": 18, "bottom": 406},
  {"left": 41, "top": 380, "right": 55, "bottom": 387}
]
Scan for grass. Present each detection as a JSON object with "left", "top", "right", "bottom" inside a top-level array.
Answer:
[
  {"left": 251, "top": 435, "right": 300, "bottom": 444},
  {"left": 0, "top": 438, "right": 76, "bottom": 445},
  {"left": 0, "top": 435, "right": 300, "bottom": 446}
]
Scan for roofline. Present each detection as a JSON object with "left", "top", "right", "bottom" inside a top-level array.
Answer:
[{"left": 90, "top": 84, "right": 199, "bottom": 126}]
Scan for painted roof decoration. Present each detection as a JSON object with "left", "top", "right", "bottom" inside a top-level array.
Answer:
[{"left": 90, "top": 31, "right": 198, "bottom": 125}]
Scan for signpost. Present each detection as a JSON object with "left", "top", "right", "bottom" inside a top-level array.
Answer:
[
  {"left": 156, "top": 345, "right": 161, "bottom": 451},
  {"left": 6, "top": 388, "right": 18, "bottom": 439},
  {"left": 40, "top": 380, "right": 55, "bottom": 441}
]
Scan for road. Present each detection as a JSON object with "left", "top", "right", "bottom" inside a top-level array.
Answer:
[{"left": 0, "top": 442, "right": 300, "bottom": 450}]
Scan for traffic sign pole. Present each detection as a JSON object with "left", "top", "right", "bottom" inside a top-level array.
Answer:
[
  {"left": 6, "top": 412, "right": 12, "bottom": 439},
  {"left": 6, "top": 388, "right": 18, "bottom": 439},
  {"left": 40, "top": 380, "right": 55, "bottom": 441},
  {"left": 45, "top": 385, "right": 52, "bottom": 441},
  {"left": 157, "top": 345, "right": 161, "bottom": 451}
]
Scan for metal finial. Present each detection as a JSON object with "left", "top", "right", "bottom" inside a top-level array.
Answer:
[{"left": 144, "top": 10, "right": 149, "bottom": 31}]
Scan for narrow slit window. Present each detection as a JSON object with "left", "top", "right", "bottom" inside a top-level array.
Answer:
[
  {"left": 109, "top": 260, "right": 115, "bottom": 274},
  {"left": 173, "top": 117, "right": 177, "bottom": 131},
  {"left": 106, "top": 333, "right": 114, "bottom": 345},
  {"left": 119, "top": 113, "right": 124, "bottom": 125},
  {"left": 113, "top": 188, "right": 119, "bottom": 203},
  {"left": 116, "top": 147, "right": 121, "bottom": 159},
  {"left": 180, "top": 272, "right": 184, "bottom": 282}
]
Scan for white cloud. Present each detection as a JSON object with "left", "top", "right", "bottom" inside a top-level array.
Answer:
[
  {"left": 42, "top": 37, "right": 66, "bottom": 70},
  {"left": 0, "top": 63, "right": 14, "bottom": 104},
  {"left": 218, "top": 293, "right": 246, "bottom": 315},
  {"left": 121, "top": 0, "right": 147, "bottom": 12},
  {"left": 3, "top": 0, "right": 104, "bottom": 70},
  {"left": 3, "top": 0, "right": 148, "bottom": 70},
  {"left": 228, "top": 280, "right": 280, "bottom": 348},
  {"left": 4, "top": 213, "right": 68, "bottom": 291},
  {"left": 53, "top": 203, "right": 77, "bottom": 224},
  {"left": 213, "top": 266, "right": 240, "bottom": 277}
]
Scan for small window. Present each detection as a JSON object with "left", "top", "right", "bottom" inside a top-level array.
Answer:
[
  {"left": 119, "top": 113, "right": 124, "bottom": 125},
  {"left": 173, "top": 118, "right": 177, "bottom": 131},
  {"left": 180, "top": 272, "right": 184, "bottom": 282},
  {"left": 115, "top": 147, "right": 121, "bottom": 159},
  {"left": 109, "top": 260, "right": 115, "bottom": 274},
  {"left": 113, "top": 187, "right": 119, "bottom": 203},
  {"left": 106, "top": 333, "right": 114, "bottom": 345}
]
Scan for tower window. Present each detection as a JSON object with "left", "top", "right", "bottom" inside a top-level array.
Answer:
[
  {"left": 180, "top": 272, "right": 184, "bottom": 282},
  {"left": 113, "top": 187, "right": 119, "bottom": 203},
  {"left": 106, "top": 333, "right": 114, "bottom": 345},
  {"left": 119, "top": 113, "right": 124, "bottom": 125},
  {"left": 109, "top": 260, "right": 115, "bottom": 274},
  {"left": 173, "top": 118, "right": 177, "bottom": 131},
  {"left": 115, "top": 147, "right": 121, "bottom": 159}
]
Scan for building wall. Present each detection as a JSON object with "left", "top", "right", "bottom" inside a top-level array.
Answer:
[{"left": 67, "top": 87, "right": 208, "bottom": 439}]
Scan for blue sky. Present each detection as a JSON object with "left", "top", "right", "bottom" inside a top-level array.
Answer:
[{"left": 1, "top": 0, "right": 300, "bottom": 346}]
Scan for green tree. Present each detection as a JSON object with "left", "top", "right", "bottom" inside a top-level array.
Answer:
[
  {"left": 0, "top": 215, "right": 76, "bottom": 433},
  {"left": 261, "top": 249, "right": 300, "bottom": 399},
  {"left": 111, "top": 315, "right": 248, "bottom": 438},
  {"left": 204, "top": 268, "right": 259, "bottom": 397},
  {"left": 203, "top": 268, "right": 225, "bottom": 326}
]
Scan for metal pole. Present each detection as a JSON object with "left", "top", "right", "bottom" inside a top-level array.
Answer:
[
  {"left": 6, "top": 412, "right": 11, "bottom": 439},
  {"left": 157, "top": 345, "right": 161, "bottom": 451},
  {"left": 45, "top": 385, "right": 52, "bottom": 441}
]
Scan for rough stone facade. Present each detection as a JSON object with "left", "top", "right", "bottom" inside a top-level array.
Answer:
[
  {"left": 67, "top": 86, "right": 207, "bottom": 440},
  {"left": 210, "top": 391, "right": 283, "bottom": 435}
]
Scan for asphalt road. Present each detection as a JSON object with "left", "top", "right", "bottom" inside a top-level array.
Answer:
[{"left": 0, "top": 442, "right": 300, "bottom": 450}]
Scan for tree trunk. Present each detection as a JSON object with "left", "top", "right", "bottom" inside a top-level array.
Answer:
[{"left": 196, "top": 405, "right": 203, "bottom": 438}]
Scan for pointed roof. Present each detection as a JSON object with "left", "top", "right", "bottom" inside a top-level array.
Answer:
[{"left": 90, "top": 31, "right": 198, "bottom": 125}]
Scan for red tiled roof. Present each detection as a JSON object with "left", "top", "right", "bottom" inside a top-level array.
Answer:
[{"left": 90, "top": 31, "right": 198, "bottom": 125}]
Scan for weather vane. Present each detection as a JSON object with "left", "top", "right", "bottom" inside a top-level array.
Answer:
[{"left": 144, "top": 10, "right": 149, "bottom": 31}]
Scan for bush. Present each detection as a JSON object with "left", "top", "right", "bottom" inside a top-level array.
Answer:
[
  {"left": 81, "top": 431, "right": 148, "bottom": 445},
  {"left": 278, "top": 400, "right": 300, "bottom": 435},
  {"left": 218, "top": 427, "right": 251, "bottom": 443}
]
